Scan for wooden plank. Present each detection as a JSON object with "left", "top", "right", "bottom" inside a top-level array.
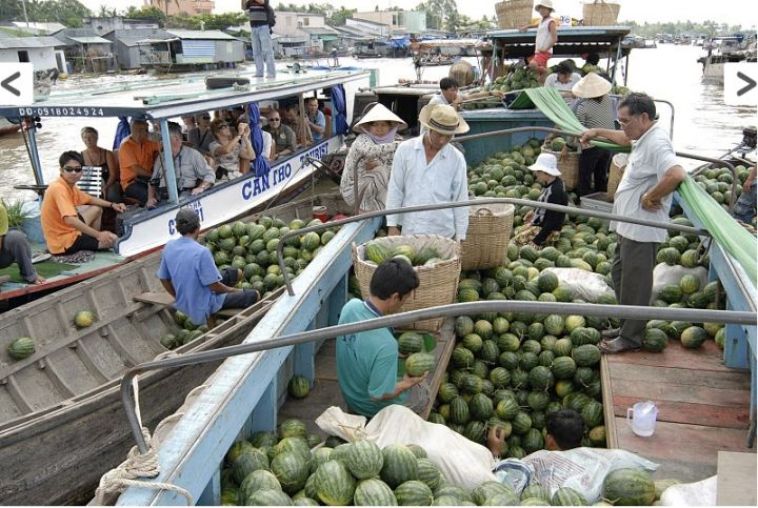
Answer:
[
  {"left": 609, "top": 363, "right": 750, "bottom": 391},
  {"left": 613, "top": 417, "right": 753, "bottom": 482},
  {"left": 717, "top": 451, "right": 757, "bottom": 506},
  {"left": 133, "top": 291, "right": 174, "bottom": 306},
  {"left": 278, "top": 378, "right": 347, "bottom": 436},
  {"left": 600, "top": 356, "right": 619, "bottom": 448},
  {"left": 605, "top": 339, "right": 733, "bottom": 372},
  {"left": 612, "top": 395, "right": 751, "bottom": 429},
  {"left": 609, "top": 376, "right": 750, "bottom": 408}
]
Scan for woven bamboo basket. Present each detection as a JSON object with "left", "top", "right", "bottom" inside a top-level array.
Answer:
[
  {"left": 540, "top": 145, "right": 580, "bottom": 191},
  {"left": 583, "top": 0, "right": 620, "bottom": 26},
  {"left": 606, "top": 152, "right": 627, "bottom": 199},
  {"left": 352, "top": 235, "right": 461, "bottom": 332},
  {"left": 460, "top": 202, "right": 515, "bottom": 271},
  {"left": 495, "top": 0, "right": 534, "bottom": 29}
]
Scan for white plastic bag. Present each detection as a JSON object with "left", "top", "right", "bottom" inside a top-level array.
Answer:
[
  {"left": 652, "top": 263, "right": 708, "bottom": 297},
  {"left": 522, "top": 447, "right": 658, "bottom": 503},
  {"left": 543, "top": 267, "right": 614, "bottom": 302},
  {"left": 316, "top": 405, "right": 497, "bottom": 489},
  {"left": 660, "top": 475, "right": 717, "bottom": 506}
]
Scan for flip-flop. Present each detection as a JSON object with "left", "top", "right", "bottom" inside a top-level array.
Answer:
[
  {"left": 32, "top": 253, "right": 52, "bottom": 264},
  {"left": 599, "top": 337, "right": 641, "bottom": 354},
  {"left": 601, "top": 327, "right": 620, "bottom": 338}
]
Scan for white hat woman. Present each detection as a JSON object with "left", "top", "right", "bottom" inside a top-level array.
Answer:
[
  {"left": 572, "top": 72, "right": 616, "bottom": 200},
  {"left": 514, "top": 152, "right": 569, "bottom": 246},
  {"left": 340, "top": 103, "right": 407, "bottom": 212}
]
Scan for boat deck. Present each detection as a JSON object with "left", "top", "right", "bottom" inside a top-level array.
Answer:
[{"left": 602, "top": 339, "right": 755, "bottom": 482}]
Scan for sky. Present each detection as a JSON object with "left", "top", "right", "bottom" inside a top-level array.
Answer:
[{"left": 79, "top": 0, "right": 755, "bottom": 26}]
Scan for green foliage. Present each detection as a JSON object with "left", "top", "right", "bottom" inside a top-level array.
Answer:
[{"left": 0, "top": 199, "right": 28, "bottom": 228}]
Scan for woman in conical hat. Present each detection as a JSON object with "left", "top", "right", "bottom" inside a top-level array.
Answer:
[{"left": 340, "top": 103, "right": 407, "bottom": 212}]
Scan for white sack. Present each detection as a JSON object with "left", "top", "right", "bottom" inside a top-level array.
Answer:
[
  {"left": 660, "top": 475, "right": 717, "bottom": 506},
  {"left": 652, "top": 263, "right": 708, "bottom": 297},
  {"left": 522, "top": 447, "right": 659, "bottom": 503},
  {"left": 543, "top": 267, "right": 614, "bottom": 302},
  {"left": 316, "top": 405, "right": 497, "bottom": 489}
]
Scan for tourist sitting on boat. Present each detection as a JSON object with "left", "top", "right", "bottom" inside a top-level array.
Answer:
[
  {"left": 186, "top": 113, "right": 215, "bottom": 156},
  {"left": 41, "top": 151, "right": 127, "bottom": 255},
  {"left": 573, "top": 72, "right": 616, "bottom": 200},
  {"left": 118, "top": 117, "right": 160, "bottom": 207},
  {"left": 305, "top": 97, "right": 326, "bottom": 143},
  {"left": 0, "top": 202, "right": 45, "bottom": 285},
  {"left": 80, "top": 126, "right": 122, "bottom": 204},
  {"left": 519, "top": 0, "right": 557, "bottom": 83},
  {"left": 733, "top": 165, "right": 756, "bottom": 224},
  {"left": 386, "top": 104, "right": 470, "bottom": 241},
  {"left": 264, "top": 110, "right": 297, "bottom": 160},
  {"left": 544, "top": 62, "right": 581, "bottom": 92},
  {"left": 158, "top": 208, "right": 260, "bottom": 327},
  {"left": 580, "top": 93, "right": 686, "bottom": 354},
  {"left": 209, "top": 118, "right": 254, "bottom": 180},
  {"left": 146, "top": 123, "right": 216, "bottom": 209},
  {"left": 336, "top": 259, "right": 427, "bottom": 418},
  {"left": 282, "top": 103, "right": 313, "bottom": 147},
  {"left": 340, "top": 103, "right": 406, "bottom": 212},
  {"left": 514, "top": 153, "right": 568, "bottom": 247},
  {"left": 180, "top": 115, "right": 196, "bottom": 137}
]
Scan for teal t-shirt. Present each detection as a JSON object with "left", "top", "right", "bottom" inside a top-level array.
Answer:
[{"left": 336, "top": 298, "right": 406, "bottom": 417}]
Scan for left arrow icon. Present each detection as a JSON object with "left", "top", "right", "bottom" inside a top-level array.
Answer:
[{"left": 1, "top": 71, "right": 21, "bottom": 96}]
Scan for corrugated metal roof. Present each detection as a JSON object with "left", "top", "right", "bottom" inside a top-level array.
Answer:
[
  {"left": 68, "top": 36, "right": 112, "bottom": 45},
  {"left": 0, "top": 36, "right": 63, "bottom": 49},
  {"left": 105, "top": 29, "right": 173, "bottom": 46},
  {"left": 165, "top": 30, "right": 237, "bottom": 41},
  {"left": 299, "top": 26, "right": 340, "bottom": 36}
]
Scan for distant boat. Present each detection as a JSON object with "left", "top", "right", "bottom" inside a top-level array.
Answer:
[{"left": 0, "top": 117, "right": 21, "bottom": 137}]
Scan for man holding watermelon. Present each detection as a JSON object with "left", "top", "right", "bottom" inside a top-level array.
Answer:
[
  {"left": 581, "top": 93, "right": 686, "bottom": 353},
  {"left": 336, "top": 259, "right": 429, "bottom": 418}
]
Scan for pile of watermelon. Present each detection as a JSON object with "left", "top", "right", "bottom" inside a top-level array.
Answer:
[
  {"left": 396, "top": 331, "right": 438, "bottom": 377},
  {"left": 159, "top": 310, "right": 210, "bottom": 350},
  {"left": 692, "top": 165, "right": 752, "bottom": 215},
  {"left": 202, "top": 216, "right": 337, "bottom": 298},
  {"left": 363, "top": 242, "right": 449, "bottom": 268}
]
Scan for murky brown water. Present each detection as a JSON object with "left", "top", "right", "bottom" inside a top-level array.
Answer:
[{"left": 0, "top": 46, "right": 754, "bottom": 202}]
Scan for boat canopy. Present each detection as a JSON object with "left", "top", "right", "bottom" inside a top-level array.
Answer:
[{"left": 486, "top": 25, "right": 631, "bottom": 59}]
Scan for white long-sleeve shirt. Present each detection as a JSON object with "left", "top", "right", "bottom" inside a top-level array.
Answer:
[{"left": 385, "top": 136, "right": 469, "bottom": 240}]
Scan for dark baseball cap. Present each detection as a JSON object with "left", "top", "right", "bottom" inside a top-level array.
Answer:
[{"left": 175, "top": 208, "right": 200, "bottom": 234}]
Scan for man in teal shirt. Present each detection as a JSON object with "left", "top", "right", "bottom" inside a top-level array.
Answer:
[{"left": 336, "top": 259, "right": 427, "bottom": 417}]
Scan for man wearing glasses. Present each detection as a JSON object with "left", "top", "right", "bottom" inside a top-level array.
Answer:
[
  {"left": 41, "top": 151, "right": 127, "bottom": 256},
  {"left": 581, "top": 93, "right": 686, "bottom": 354},
  {"left": 263, "top": 111, "right": 296, "bottom": 160}
]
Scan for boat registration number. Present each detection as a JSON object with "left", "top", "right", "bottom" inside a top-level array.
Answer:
[{"left": 16, "top": 107, "right": 105, "bottom": 117}]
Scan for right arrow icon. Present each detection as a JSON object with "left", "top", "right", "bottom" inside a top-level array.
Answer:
[{"left": 737, "top": 71, "right": 756, "bottom": 97}]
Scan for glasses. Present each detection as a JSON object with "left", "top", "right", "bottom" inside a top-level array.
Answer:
[
  {"left": 270, "top": 118, "right": 281, "bottom": 122},
  {"left": 63, "top": 165, "right": 83, "bottom": 173}
]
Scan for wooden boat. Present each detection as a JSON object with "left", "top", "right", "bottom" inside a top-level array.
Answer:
[
  {"left": 0, "top": 190, "right": 351, "bottom": 505},
  {"left": 0, "top": 117, "right": 21, "bottom": 137}
]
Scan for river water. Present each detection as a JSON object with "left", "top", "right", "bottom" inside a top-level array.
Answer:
[{"left": 0, "top": 44, "right": 754, "bottom": 202}]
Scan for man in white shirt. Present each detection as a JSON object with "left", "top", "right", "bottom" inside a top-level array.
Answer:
[
  {"left": 544, "top": 62, "right": 581, "bottom": 92},
  {"left": 427, "top": 77, "right": 461, "bottom": 108},
  {"left": 386, "top": 104, "right": 470, "bottom": 241},
  {"left": 580, "top": 93, "right": 685, "bottom": 353}
]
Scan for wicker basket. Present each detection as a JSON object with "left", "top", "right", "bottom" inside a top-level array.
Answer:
[
  {"left": 495, "top": 0, "right": 534, "bottom": 29},
  {"left": 460, "top": 202, "right": 515, "bottom": 271},
  {"left": 540, "top": 146, "right": 580, "bottom": 191},
  {"left": 606, "top": 152, "right": 627, "bottom": 199},
  {"left": 582, "top": 0, "right": 620, "bottom": 26},
  {"left": 353, "top": 235, "right": 461, "bottom": 332}
]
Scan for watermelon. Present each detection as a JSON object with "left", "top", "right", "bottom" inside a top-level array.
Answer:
[
  {"left": 279, "top": 419, "right": 308, "bottom": 439},
  {"left": 512, "top": 412, "right": 532, "bottom": 434},
  {"left": 273, "top": 437, "right": 311, "bottom": 459},
  {"left": 251, "top": 431, "right": 278, "bottom": 448},
  {"left": 395, "top": 480, "right": 434, "bottom": 506},
  {"left": 589, "top": 425, "right": 606, "bottom": 446},
  {"left": 7, "top": 336, "right": 35, "bottom": 360},
  {"left": 345, "top": 440, "right": 384, "bottom": 480},
  {"left": 537, "top": 271, "right": 559, "bottom": 293},
  {"left": 572, "top": 344, "right": 601, "bottom": 367},
  {"left": 544, "top": 314, "right": 565, "bottom": 336},
  {"left": 233, "top": 447, "right": 270, "bottom": 484},
  {"left": 74, "top": 310, "right": 96, "bottom": 328},
  {"left": 551, "top": 487, "right": 588, "bottom": 506},
  {"left": 354, "top": 478, "right": 398, "bottom": 506},
  {"left": 473, "top": 482, "right": 517, "bottom": 506},
  {"left": 679, "top": 274, "right": 701, "bottom": 295},
  {"left": 528, "top": 365, "right": 554, "bottom": 391},
  {"left": 520, "top": 483, "right": 550, "bottom": 502},
  {"left": 398, "top": 332, "right": 425, "bottom": 355},
  {"left": 226, "top": 440, "right": 254, "bottom": 465},
  {"left": 365, "top": 242, "right": 391, "bottom": 264},
  {"left": 680, "top": 326, "right": 708, "bottom": 349},
  {"left": 247, "top": 488, "right": 293, "bottom": 506},
  {"left": 380, "top": 445, "right": 419, "bottom": 488},
  {"left": 312, "top": 448, "right": 333, "bottom": 472},
  {"left": 455, "top": 316, "right": 475, "bottom": 337},
  {"left": 581, "top": 400, "right": 604, "bottom": 428},
  {"left": 438, "top": 383, "right": 459, "bottom": 402},
  {"left": 602, "top": 468, "right": 656, "bottom": 506},
  {"left": 314, "top": 460, "right": 356, "bottom": 506},
  {"left": 288, "top": 376, "right": 311, "bottom": 399},
  {"left": 271, "top": 451, "right": 310, "bottom": 494},
  {"left": 552, "top": 356, "right": 577, "bottom": 380},
  {"left": 656, "top": 247, "right": 681, "bottom": 266},
  {"left": 642, "top": 328, "right": 668, "bottom": 352},
  {"left": 658, "top": 284, "right": 682, "bottom": 304},
  {"left": 240, "top": 470, "right": 282, "bottom": 499},
  {"left": 405, "top": 352, "right": 435, "bottom": 376},
  {"left": 462, "top": 333, "right": 483, "bottom": 353},
  {"left": 416, "top": 458, "right": 442, "bottom": 491}
]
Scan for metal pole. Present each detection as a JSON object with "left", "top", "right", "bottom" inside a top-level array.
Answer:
[
  {"left": 121, "top": 300, "right": 756, "bottom": 453},
  {"left": 276, "top": 196, "right": 710, "bottom": 296},
  {"left": 160, "top": 119, "right": 180, "bottom": 205}
]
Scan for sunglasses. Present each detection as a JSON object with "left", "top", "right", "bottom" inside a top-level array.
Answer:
[{"left": 63, "top": 165, "right": 83, "bottom": 173}]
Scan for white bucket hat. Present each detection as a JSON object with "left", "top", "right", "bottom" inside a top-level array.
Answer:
[
  {"left": 529, "top": 152, "right": 561, "bottom": 177},
  {"left": 418, "top": 104, "right": 470, "bottom": 136},
  {"left": 535, "top": 0, "right": 555, "bottom": 11},
  {"left": 572, "top": 72, "right": 612, "bottom": 99},
  {"left": 353, "top": 103, "right": 407, "bottom": 133}
]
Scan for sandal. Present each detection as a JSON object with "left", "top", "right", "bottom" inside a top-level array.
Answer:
[
  {"left": 601, "top": 327, "right": 620, "bottom": 338},
  {"left": 599, "top": 337, "right": 641, "bottom": 354}
]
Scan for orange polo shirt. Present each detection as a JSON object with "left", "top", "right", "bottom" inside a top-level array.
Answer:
[
  {"left": 40, "top": 177, "right": 93, "bottom": 254},
  {"left": 118, "top": 136, "right": 160, "bottom": 189}
]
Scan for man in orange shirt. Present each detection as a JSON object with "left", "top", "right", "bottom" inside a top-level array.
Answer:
[
  {"left": 118, "top": 118, "right": 160, "bottom": 206},
  {"left": 41, "top": 152, "right": 127, "bottom": 255}
]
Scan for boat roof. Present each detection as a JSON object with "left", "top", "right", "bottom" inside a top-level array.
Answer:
[
  {"left": 0, "top": 69, "right": 369, "bottom": 120},
  {"left": 486, "top": 25, "right": 632, "bottom": 58}
]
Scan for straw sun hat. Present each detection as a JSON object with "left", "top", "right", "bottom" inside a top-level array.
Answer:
[
  {"left": 572, "top": 72, "right": 612, "bottom": 99},
  {"left": 535, "top": 0, "right": 555, "bottom": 11},
  {"left": 353, "top": 103, "right": 407, "bottom": 133},
  {"left": 529, "top": 153, "right": 561, "bottom": 177},
  {"left": 418, "top": 104, "right": 470, "bottom": 136}
]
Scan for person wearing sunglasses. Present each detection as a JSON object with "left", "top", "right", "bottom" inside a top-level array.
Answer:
[
  {"left": 186, "top": 113, "right": 215, "bottom": 155},
  {"left": 263, "top": 111, "right": 296, "bottom": 160},
  {"left": 41, "top": 151, "right": 127, "bottom": 256},
  {"left": 209, "top": 118, "right": 254, "bottom": 180}
]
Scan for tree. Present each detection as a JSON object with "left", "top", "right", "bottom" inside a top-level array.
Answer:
[
  {"left": 328, "top": 7, "right": 356, "bottom": 26},
  {"left": 124, "top": 5, "right": 167, "bottom": 23}
]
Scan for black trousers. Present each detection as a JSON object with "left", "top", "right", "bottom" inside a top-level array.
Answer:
[{"left": 578, "top": 147, "right": 611, "bottom": 198}]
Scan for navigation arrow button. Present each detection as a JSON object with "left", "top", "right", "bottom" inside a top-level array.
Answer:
[
  {"left": 1, "top": 71, "right": 21, "bottom": 96},
  {"left": 737, "top": 71, "right": 756, "bottom": 97}
]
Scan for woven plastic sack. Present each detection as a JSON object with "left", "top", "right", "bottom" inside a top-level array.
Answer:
[
  {"left": 660, "top": 475, "right": 717, "bottom": 506},
  {"left": 652, "top": 263, "right": 708, "bottom": 298},
  {"left": 543, "top": 267, "right": 614, "bottom": 302}
]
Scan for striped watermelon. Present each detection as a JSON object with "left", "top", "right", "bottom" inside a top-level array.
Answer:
[
  {"left": 395, "top": 480, "right": 434, "bottom": 506},
  {"left": 233, "top": 447, "right": 270, "bottom": 484},
  {"left": 314, "top": 460, "right": 356, "bottom": 506},
  {"left": 449, "top": 397, "right": 470, "bottom": 424},
  {"left": 472, "top": 481, "right": 517, "bottom": 505},
  {"left": 271, "top": 451, "right": 310, "bottom": 494},
  {"left": 354, "top": 478, "right": 398, "bottom": 506},
  {"left": 246, "top": 488, "right": 293, "bottom": 506},
  {"left": 345, "top": 440, "right": 384, "bottom": 480},
  {"left": 407, "top": 444, "right": 427, "bottom": 459},
  {"left": 405, "top": 352, "right": 435, "bottom": 376},
  {"left": 240, "top": 470, "right": 282, "bottom": 500},
  {"left": 602, "top": 468, "right": 656, "bottom": 506},
  {"left": 398, "top": 332, "right": 425, "bottom": 355},
  {"left": 380, "top": 445, "right": 419, "bottom": 488},
  {"left": 279, "top": 418, "right": 308, "bottom": 439},
  {"left": 520, "top": 483, "right": 550, "bottom": 502},
  {"left": 293, "top": 496, "right": 319, "bottom": 506},
  {"left": 552, "top": 356, "right": 577, "bottom": 380},
  {"left": 551, "top": 487, "right": 588, "bottom": 506},
  {"left": 274, "top": 437, "right": 311, "bottom": 459},
  {"left": 416, "top": 458, "right": 442, "bottom": 491},
  {"left": 226, "top": 440, "right": 254, "bottom": 465},
  {"left": 287, "top": 376, "right": 311, "bottom": 399}
]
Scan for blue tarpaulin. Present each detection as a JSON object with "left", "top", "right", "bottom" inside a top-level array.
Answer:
[
  {"left": 248, "top": 102, "right": 270, "bottom": 177},
  {"left": 390, "top": 36, "right": 410, "bottom": 49},
  {"left": 331, "top": 85, "right": 348, "bottom": 136},
  {"left": 113, "top": 116, "right": 130, "bottom": 150}
]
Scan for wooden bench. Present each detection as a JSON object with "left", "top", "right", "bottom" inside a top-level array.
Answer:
[{"left": 133, "top": 291, "right": 241, "bottom": 318}]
